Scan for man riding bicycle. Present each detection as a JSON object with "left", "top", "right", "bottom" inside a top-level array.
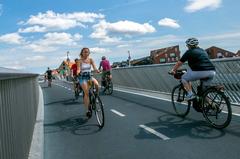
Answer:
[
  {"left": 45, "top": 67, "right": 53, "bottom": 87},
  {"left": 170, "top": 38, "right": 216, "bottom": 100},
  {"left": 71, "top": 58, "right": 81, "bottom": 95},
  {"left": 98, "top": 56, "right": 112, "bottom": 88}
]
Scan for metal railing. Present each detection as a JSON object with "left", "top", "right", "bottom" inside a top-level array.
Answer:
[
  {"left": 112, "top": 57, "right": 240, "bottom": 105},
  {"left": 0, "top": 67, "right": 39, "bottom": 159}
]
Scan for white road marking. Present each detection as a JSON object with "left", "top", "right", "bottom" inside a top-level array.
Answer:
[
  {"left": 111, "top": 109, "right": 126, "bottom": 117},
  {"left": 115, "top": 89, "right": 172, "bottom": 102},
  {"left": 116, "top": 89, "right": 240, "bottom": 117},
  {"left": 139, "top": 125, "right": 170, "bottom": 140}
]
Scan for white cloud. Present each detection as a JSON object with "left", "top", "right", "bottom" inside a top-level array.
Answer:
[
  {"left": 18, "top": 26, "right": 47, "bottom": 33},
  {"left": 89, "top": 47, "right": 109, "bottom": 54},
  {"left": 19, "top": 10, "right": 104, "bottom": 33},
  {"left": 23, "top": 32, "right": 82, "bottom": 52},
  {"left": 25, "top": 55, "right": 46, "bottom": 61},
  {"left": 184, "top": 0, "right": 222, "bottom": 13},
  {"left": 158, "top": 18, "right": 180, "bottom": 29},
  {"left": 90, "top": 20, "right": 155, "bottom": 43},
  {"left": 0, "top": 33, "right": 24, "bottom": 44}
]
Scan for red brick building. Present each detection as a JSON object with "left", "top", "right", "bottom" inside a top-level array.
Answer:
[
  {"left": 150, "top": 45, "right": 180, "bottom": 64},
  {"left": 205, "top": 46, "right": 235, "bottom": 59}
]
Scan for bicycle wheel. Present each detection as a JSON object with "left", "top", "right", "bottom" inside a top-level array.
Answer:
[
  {"left": 171, "top": 84, "right": 190, "bottom": 117},
  {"left": 201, "top": 88, "right": 232, "bottom": 129},
  {"left": 104, "top": 80, "right": 113, "bottom": 95},
  {"left": 93, "top": 95, "right": 105, "bottom": 128}
]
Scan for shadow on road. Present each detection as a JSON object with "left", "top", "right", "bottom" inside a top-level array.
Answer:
[
  {"left": 44, "top": 98, "right": 81, "bottom": 106},
  {"left": 44, "top": 115, "right": 102, "bottom": 135},
  {"left": 135, "top": 114, "right": 226, "bottom": 140}
]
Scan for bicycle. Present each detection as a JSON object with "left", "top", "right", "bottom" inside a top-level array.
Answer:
[
  {"left": 103, "top": 74, "right": 113, "bottom": 95},
  {"left": 47, "top": 77, "right": 52, "bottom": 87},
  {"left": 83, "top": 74, "right": 105, "bottom": 128},
  {"left": 169, "top": 69, "right": 232, "bottom": 129},
  {"left": 73, "top": 76, "right": 82, "bottom": 100}
]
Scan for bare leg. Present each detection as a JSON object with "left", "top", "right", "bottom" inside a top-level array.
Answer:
[{"left": 81, "top": 82, "right": 90, "bottom": 109}]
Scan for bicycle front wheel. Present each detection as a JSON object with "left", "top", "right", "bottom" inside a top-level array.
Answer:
[
  {"left": 171, "top": 84, "right": 190, "bottom": 117},
  {"left": 93, "top": 95, "right": 105, "bottom": 128},
  {"left": 202, "top": 88, "right": 232, "bottom": 129}
]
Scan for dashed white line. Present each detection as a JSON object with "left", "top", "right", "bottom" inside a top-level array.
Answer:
[
  {"left": 139, "top": 125, "right": 170, "bottom": 140},
  {"left": 111, "top": 109, "right": 126, "bottom": 117}
]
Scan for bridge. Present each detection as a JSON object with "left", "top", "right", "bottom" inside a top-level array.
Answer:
[{"left": 1, "top": 58, "right": 240, "bottom": 159}]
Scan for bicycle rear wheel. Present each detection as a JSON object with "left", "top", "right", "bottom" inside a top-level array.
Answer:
[
  {"left": 93, "top": 95, "right": 105, "bottom": 128},
  {"left": 171, "top": 84, "right": 190, "bottom": 117},
  {"left": 202, "top": 88, "right": 232, "bottom": 129},
  {"left": 104, "top": 80, "right": 113, "bottom": 95}
]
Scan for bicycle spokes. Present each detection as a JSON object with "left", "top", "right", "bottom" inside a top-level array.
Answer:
[{"left": 202, "top": 89, "right": 232, "bottom": 129}]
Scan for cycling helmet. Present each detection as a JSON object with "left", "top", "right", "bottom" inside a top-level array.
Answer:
[
  {"left": 185, "top": 38, "right": 199, "bottom": 47},
  {"left": 102, "top": 56, "right": 106, "bottom": 60}
]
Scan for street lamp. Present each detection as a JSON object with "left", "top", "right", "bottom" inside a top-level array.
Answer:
[{"left": 128, "top": 50, "right": 131, "bottom": 67}]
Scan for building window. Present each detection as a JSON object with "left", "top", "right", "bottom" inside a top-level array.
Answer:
[
  {"left": 165, "top": 53, "right": 168, "bottom": 58},
  {"left": 225, "top": 52, "right": 228, "bottom": 56},
  {"left": 217, "top": 52, "right": 223, "bottom": 58},
  {"left": 176, "top": 57, "right": 178, "bottom": 61},
  {"left": 160, "top": 58, "right": 166, "bottom": 63},
  {"left": 175, "top": 47, "right": 178, "bottom": 52},
  {"left": 170, "top": 53, "right": 176, "bottom": 57}
]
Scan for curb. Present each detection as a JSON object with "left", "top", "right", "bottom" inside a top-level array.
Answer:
[{"left": 28, "top": 85, "right": 44, "bottom": 159}]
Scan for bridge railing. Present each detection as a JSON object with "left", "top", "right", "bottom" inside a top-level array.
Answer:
[
  {"left": 0, "top": 67, "right": 39, "bottom": 159},
  {"left": 112, "top": 57, "right": 240, "bottom": 105}
]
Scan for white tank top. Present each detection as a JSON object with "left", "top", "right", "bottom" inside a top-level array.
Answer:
[{"left": 81, "top": 62, "right": 91, "bottom": 73}]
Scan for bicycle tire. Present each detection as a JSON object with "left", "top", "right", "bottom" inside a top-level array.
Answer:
[
  {"left": 201, "top": 88, "right": 232, "bottom": 129},
  {"left": 105, "top": 80, "right": 113, "bottom": 95},
  {"left": 93, "top": 95, "right": 105, "bottom": 128},
  {"left": 171, "top": 84, "right": 190, "bottom": 117}
]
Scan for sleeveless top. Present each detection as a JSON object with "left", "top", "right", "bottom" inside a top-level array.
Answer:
[{"left": 81, "top": 61, "right": 91, "bottom": 73}]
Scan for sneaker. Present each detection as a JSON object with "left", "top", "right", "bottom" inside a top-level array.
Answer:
[
  {"left": 185, "top": 93, "right": 196, "bottom": 101},
  {"left": 86, "top": 110, "right": 92, "bottom": 118}
]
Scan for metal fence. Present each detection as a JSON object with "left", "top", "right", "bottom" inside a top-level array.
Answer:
[
  {"left": 0, "top": 68, "right": 39, "bottom": 159},
  {"left": 112, "top": 57, "right": 240, "bottom": 105}
]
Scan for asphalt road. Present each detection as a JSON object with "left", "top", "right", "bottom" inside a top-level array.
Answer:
[{"left": 41, "top": 80, "right": 240, "bottom": 159}]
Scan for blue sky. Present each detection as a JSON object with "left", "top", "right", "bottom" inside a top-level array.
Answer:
[{"left": 0, "top": 0, "right": 240, "bottom": 73}]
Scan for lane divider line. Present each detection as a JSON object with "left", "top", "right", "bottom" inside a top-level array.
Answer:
[
  {"left": 139, "top": 124, "right": 170, "bottom": 140},
  {"left": 115, "top": 89, "right": 172, "bottom": 102},
  {"left": 111, "top": 109, "right": 126, "bottom": 117},
  {"left": 116, "top": 89, "right": 240, "bottom": 117}
]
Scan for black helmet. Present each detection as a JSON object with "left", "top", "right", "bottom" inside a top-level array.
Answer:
[
  {"left": 102, "top": 56, "right": 106, "bottom": 60},
  {"left": 185, "top": 38, "right": 199, "bottom": 47}
]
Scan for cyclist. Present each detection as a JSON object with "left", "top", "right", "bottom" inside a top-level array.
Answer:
[
  {"left": 170, "top": 38, "right": 216, "bottom": 100},
  {"left": 45, "top": 67, "right": 53, "bottom": 87},
  {"left": 71, "top": 58, "right": 81, "bottom": 95},
  {"left": 78, "top": 47, "right": 100, "bottom": 118},
  {"left": 99, "top": 56, "right": 112, "bottom": 89}
]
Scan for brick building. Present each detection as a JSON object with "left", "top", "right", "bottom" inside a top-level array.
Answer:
[
  {"left": 150, "top": 45, "right": 180, "bottom": 64},
  {"left": 205, "top": 46, "right": 235, "bottom": 59}
]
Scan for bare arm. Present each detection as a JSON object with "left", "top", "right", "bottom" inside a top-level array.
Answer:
[
  {"left": 171, "top": 61, "right": 183, "bottom": 73},
  {"left": 90, "top": 58, "right": 99, "bottom": 72},
  {"left": 77, "top": 60, "right": 81, "bottom": 74}
]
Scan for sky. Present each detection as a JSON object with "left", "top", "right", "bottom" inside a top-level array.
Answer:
[{"left": 0, "top": 0, "right": 240, "bottom": 74}]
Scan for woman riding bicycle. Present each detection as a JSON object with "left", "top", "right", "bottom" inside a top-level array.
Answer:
[
  {"left": 170, "top": 38, "right": 216, "bottom": 100},
  {"left": 78, "top": 47, "right": 100, "bottom": 118}
]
